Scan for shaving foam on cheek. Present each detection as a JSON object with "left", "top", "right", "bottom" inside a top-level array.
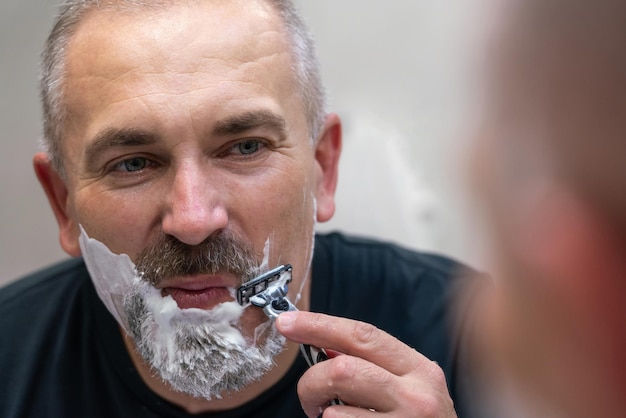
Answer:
[
  {"left": 139, "top": 282, "right": 179, "bottom": 361},
  {"left": 79, "top": 225, "right": 137, "bottom": 333},
  {"left": 78, "top": 226, "right": 249, "bottom": 348},
  {"left": 260, "top": 236, "right": 271, "bottom": 272},
  {"left": 247, "top": 235, "right": 287, "bottom": 343}
]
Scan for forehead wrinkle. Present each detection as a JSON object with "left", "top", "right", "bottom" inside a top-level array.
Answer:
[
  {"left": 68, "top": 4, "right": 291, "bottom": 80},
  {"left": 71, "top": 46, "right": 291, "bottom": 104},
  {"left": 189, "top": 28, "right": 286, "bottom": 65},
  {"left": 66, "top": 2, "right": 298, "bottom": 101}
]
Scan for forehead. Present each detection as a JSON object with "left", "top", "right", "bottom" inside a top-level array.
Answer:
[
  {"left": 67, "top": 0, "right": 291, "bottom": 82},
  {"left": 62, "top": 0, "right": 302, "bottom": 134}
]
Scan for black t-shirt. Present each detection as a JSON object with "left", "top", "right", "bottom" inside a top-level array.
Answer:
[{"left": 0, "top": 233, "right": 472, "bottom": 417}]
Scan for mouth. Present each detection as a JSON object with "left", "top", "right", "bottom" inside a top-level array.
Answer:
[{"left": 159, "top": 276, "right": 238, "bottom": 310}]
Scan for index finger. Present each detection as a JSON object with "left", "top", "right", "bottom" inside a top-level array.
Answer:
[{"left": 275, "top": 310, "right": 434, "bottom": 377}]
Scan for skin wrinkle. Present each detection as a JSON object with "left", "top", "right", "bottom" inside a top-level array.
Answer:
[
  {"left": 351, "top": 321, "right": 379, "bottom": 348},
  {"left": 89, "top": 64, "right": 288, "bottom": 98},
  {"left": 70, "top": 83, "right": 276, "bottom": 110},
  {"left": 90, "top": 53, "right": 289, "bottom": 95},
  {"left": 67, "top": 48, "right": 293, "bottom": 133},
  {"left": 68, "top": 84, "right": 297, "bottom": 152}
]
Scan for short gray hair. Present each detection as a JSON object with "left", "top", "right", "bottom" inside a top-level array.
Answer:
[{"left": 39, "top": 0, "right": 327, "bottom": 176}]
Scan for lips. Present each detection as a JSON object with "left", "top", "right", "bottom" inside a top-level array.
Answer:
[{"left": 159, "top": 276, "right": 236, "bottom": 310}]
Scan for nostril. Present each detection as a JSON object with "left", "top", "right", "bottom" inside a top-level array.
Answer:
[{"left": 161, "top": 205, "right": 228, "bottom": 246}]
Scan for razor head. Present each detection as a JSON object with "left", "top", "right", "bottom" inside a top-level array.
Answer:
[{"left": 237, "top": 264, "right": 292, "bottom": 306}]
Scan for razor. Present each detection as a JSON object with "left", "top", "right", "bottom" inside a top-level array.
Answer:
[{"left": 237, "top": 264, "right": 343, "bottom": 406}]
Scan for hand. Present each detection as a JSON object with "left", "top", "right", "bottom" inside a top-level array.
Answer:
[{"left": 275, "top": 311, "right": 457, "bottom": 418}]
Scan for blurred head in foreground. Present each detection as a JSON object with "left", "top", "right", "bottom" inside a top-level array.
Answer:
[{"left": 469, "top": 0, "right": 626, "bottom": 416}]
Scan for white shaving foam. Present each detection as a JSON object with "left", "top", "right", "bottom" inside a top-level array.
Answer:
[
  {"left": 78, "top": 226, "right": 248, "bottom": 347},
  {"left": 78, "top": 226, "right": 136, "bottom": 332},
  {"left": 260, "top": 236, "right": 272, "bottom": 272}
]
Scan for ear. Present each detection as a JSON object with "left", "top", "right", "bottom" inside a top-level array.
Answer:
[
  {"left": 313, "top": 113, "right": 342, "bottom": 223},
  {"left": 33, "top": 152, "right": 82, "bottom": 257}
]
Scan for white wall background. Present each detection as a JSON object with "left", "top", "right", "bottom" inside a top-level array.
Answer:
[{"left": 0, "top": 1, "right": 483, "bottom": 286}]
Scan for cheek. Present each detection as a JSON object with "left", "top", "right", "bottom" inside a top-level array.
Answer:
[
  {"left": 73, "top": 186, "right": 158, "bottom": 257},
  {"left": 233, "top": 158, "right": 316, "bottom": 266}
]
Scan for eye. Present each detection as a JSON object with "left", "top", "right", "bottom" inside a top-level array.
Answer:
[
  {"left": 114, "top": 157, "right": 151, "bottom": 172},
  {"left": 234, "top": 140, "right": 263, "bottom": 155}
]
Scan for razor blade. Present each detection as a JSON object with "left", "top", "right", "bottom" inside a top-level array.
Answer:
[{"left": 237, "top": 264, "right": 293, "bottom": 306}]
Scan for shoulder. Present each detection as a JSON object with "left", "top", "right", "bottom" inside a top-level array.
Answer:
[
  {"left": 312, "top": 232, "right": 478, "bottom": 360},
  {"left": 314, "top": 231, "right": 472, "bottom": 286},
  {"left": 0, "top": 258, "right": 88, "bottom": 309},
  {"left": 0, "top": 258, "right": 91, "bottom": 336},
  {"left": 0, "top": 260, "right": 118, "bottom": 416}
]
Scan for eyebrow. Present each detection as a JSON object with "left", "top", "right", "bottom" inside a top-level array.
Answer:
[
  {"left": 212, "top": 110, "right": 287, "bottom": 139},
  {"left": 84, "top": 128, "right": 157, "bottom": 169},
  {"left": 82, "top": 111, "right": 287, "bottom": 169}
]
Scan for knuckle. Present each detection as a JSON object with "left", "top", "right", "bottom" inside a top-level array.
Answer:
[
  {"left": 328, "top": 355, "right": 357, "bottom": 385},
  {"left": 330, "top": 355, "right": 393, "bottom": 392},
  {"left": 350, "top": 320, "right": 379, "bottom": 347},
  {"left": 396, "top": 369, "right": 454, "bottom": 417},
  {"left": 427, "top": 361, "right": 448, "bottom": 387},
  {"left": 365, "top": 365, "right": 393, "bottom": 386},
  {"left": 416, "top": 393, "right": 441, "bottom": 418},
  {"left": 311, "top": 312, "right": 325, "bottom": 326}
]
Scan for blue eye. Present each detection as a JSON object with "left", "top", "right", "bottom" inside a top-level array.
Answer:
[
  {"left": 116, "top": 157, "right": 149, "bottom": 172},
  {"left": 236, "top": 140, "right": 262, "bottom": 155}
]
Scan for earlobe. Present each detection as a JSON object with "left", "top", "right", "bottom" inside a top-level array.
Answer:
[
  {"left": 314, "top": 114, "right": 342, "bottom": 223},
  {"left": 33, "top": 152, "right": 82, "bottom": 257}
]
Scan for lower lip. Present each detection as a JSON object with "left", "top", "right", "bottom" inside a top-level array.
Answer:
[{"left": 163, "top": 287, "right": 233, "bottom": 310}]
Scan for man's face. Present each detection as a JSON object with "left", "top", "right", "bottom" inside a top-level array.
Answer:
[{"left": 54, "top": 1, "right": 334, "bottom": 336}]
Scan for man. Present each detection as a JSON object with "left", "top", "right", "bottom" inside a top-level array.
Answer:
[
  {"left": 466, "top": 0, "right": 626, "bottom": 416},
  {"left": 0, "top": 1, "right": 470, "bottom": 417}
]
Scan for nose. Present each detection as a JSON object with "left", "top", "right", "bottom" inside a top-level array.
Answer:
[{"left": 161, "top": 163, "right": 229, "bottom": 246}]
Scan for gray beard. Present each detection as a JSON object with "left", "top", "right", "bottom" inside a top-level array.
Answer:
[{"left": 123, "top": 282, "right": 286, "bottom": 400}]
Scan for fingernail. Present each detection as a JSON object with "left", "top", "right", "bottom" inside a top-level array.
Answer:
[{"left": 277, "top": 311, "right": 296, "bottom": 328}]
